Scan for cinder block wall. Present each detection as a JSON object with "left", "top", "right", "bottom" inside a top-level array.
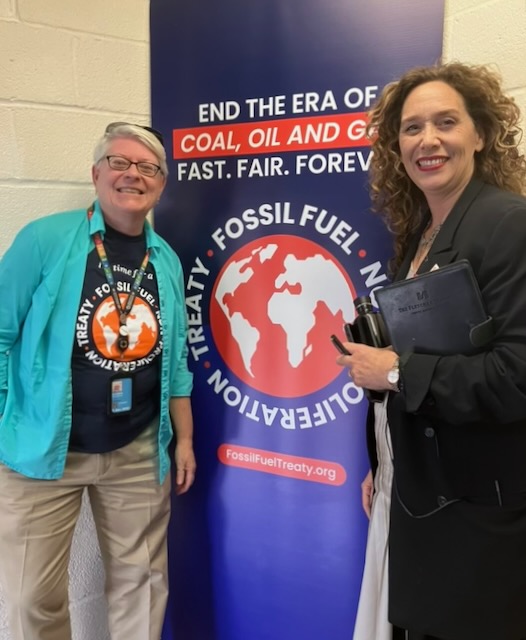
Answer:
[
  {"left": 0, "top": 0, "right": 151, "bottom": 257},
  {"left": 0, "top": 0, "right": 525, "bottom": 638}
]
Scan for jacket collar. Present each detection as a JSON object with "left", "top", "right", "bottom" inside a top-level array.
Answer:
[
  {"left": 396, "top": 177, "right": 485, "bottom": 280},
  {"left": 88, "top": 199, "right": 161, "bottom": 251}
]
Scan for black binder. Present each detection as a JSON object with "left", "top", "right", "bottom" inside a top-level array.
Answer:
[{"left": 375, "top": 260, "right": 493, "bottom": 355}]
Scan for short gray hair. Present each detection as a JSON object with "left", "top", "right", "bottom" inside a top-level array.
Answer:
[{"left": 93, "top": 122, "right": 168, "bottom": 176}]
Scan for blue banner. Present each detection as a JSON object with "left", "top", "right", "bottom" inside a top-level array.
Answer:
[{"left": 150, "top": 2, "right": 444, "bottom": 638}]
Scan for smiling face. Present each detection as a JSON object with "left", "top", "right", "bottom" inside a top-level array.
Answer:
[
  {"left": 92, "top": 137, "right": 166, "bottom": 234},
  {"left": 398, "top": 81, "right": 484, "bottom": 210}
]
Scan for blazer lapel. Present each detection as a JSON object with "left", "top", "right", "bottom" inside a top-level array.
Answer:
[
  {"left": 403, "top": 177, "right": 486, "bottom": 277},
  {"left": 395, "top": 221, "right": 426, "bottom": 281}
]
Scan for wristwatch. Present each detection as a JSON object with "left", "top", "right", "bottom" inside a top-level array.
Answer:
[{"left": 387, "top": 357, "right": 400, "bottom": 392}]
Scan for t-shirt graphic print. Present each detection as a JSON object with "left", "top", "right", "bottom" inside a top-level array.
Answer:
[{"left": 70, "top": 225, "right": 163, "bottom": 453}]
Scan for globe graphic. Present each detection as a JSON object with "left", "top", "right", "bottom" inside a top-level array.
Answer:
[
  {"left": 92, "top": 295, "right": 158, "bottom": 360},
  {"left": 210, "top": 234, "right": 356, "bottom": 397}
]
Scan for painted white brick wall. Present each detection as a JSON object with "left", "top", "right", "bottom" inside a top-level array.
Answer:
[
  {"left": 443, "top": 0, "right": 526, "bottom": 151},
  {"left": 0, "top": 0, "right": 150, "bottom": 257},
  {"left": 0, "top": 0, "right": 525, "bottom": 638}
]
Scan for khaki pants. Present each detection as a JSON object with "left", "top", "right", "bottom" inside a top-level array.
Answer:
[{"left": 0, "top": 423, "right": 171, "bottom": 640}]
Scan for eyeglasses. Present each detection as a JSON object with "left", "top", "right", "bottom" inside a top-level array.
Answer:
[
  {"left": 106, "top": 155, "right": 162, "bottom": 177},
  {"left": 105, "top": 122, "right": 165, "bottom": 147}
]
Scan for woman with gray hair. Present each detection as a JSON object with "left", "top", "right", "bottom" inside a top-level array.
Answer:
[{"left": 0, "top": 122, "right": 195, "bottom": 640}]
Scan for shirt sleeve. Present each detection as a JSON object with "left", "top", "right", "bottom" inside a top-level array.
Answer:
[
  {"left": 0, "top": 223, "right": 43, "bottom": 413},
  {"left": 168, "top": 252, "right": 193, "bottom": 398}
]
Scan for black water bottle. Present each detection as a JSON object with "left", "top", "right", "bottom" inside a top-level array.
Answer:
[
  {"left": 353, "top": 295, "right": 388, "bottom": 403},
  {"left": 353, "top": 296, "right": 388, "bottom": 349}
]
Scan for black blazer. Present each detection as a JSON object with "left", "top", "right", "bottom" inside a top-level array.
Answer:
[{"left": 382, "top": 178, "right": 526, "bottom": 639}]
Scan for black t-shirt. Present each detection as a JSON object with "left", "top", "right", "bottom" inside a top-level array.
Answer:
[{"left": 70, "top": 224, "right": 163, "bottom": 453}]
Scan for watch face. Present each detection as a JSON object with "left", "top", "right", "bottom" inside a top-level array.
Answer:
[{"left": 387, "top": 368, "right": 399, "bottom": 384}]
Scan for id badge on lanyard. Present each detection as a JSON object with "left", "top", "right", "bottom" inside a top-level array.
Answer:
[
  {"left": 87, "top": 205, "right": 150, "bottom": 417},
  {"left": 109, "top": 374, "right": 134, "bottom": 415}
]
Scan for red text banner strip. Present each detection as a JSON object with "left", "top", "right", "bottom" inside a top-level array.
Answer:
[
  {"left": 218, "top": 443, "right": 347, "bottom": 486},
  {"left": 173, "top": 112, "right": 370, "bottom": 159}
]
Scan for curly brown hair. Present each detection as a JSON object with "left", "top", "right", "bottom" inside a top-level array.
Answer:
[{"left": 367, "top": 62, "right": 526, "bottom": 271}]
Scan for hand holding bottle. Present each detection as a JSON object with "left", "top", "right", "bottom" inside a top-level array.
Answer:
[{"left": 342, "top": 295, "right": 390, "bottom": 402}]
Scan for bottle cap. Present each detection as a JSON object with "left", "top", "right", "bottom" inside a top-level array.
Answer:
[{"left": 353, "top": 295, "right": 373, "bottom": 312}]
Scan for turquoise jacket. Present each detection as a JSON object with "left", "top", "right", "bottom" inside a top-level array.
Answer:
[{"left": 0, "top": 201, "right": 192, "bottom": 481}]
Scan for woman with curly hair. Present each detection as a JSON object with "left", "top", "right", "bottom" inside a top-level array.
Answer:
[{"left": 338, "top": 62, "right": 526, "bottom": 640}]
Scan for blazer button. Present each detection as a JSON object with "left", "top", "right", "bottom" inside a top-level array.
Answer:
[
  {"left": 425, "top": 427, "right": 435, "bottom": 438},
  {"left": 437, "top": 495, "right": 447, "bottom": 507}
]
